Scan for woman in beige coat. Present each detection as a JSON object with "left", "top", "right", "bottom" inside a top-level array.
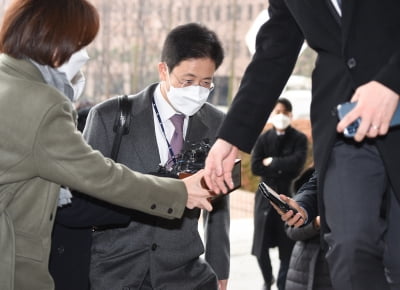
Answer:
[{"left": 0, "top": 1, "right": 214, "bottom": 289}]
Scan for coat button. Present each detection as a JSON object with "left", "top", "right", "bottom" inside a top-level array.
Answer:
[
  {"left": 151, "top": 243, "right": 157, "bottom": 251},
  {"left": 57, "top": 246, "right": 65, "bottom": 254},
  {"left": 150, "top": 204, "right": 156, "bottom": 210},
  {"left": 167, "top": 208, "right": 173, "bottom": 214},
  {"left": 347, "top": 58, "right": 357, "bottom": 69}
]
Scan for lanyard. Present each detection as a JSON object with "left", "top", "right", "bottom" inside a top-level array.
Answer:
[{"left": 151, "top": 97, "right": 179, "bottom": 166}]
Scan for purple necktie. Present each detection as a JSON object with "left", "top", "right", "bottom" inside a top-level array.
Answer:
[{"left": 169, "top": 114, "right": 185, "bottom": 163}]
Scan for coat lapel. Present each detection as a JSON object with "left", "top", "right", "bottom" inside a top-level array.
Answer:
[
  {"left": 341, "top": 0, "right": 356, "bottom": 51},
  {"left": 126, "top": 86, "right": 161, "bottom": 173},
  {"left": 286, "top": 0, "right": 341, "bottom": 36},
  {"left": 324, "top": 0, "right": 341, "bottom": 26}
]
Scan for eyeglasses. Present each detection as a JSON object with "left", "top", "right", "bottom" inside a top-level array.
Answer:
[{"left": 171, "top": 72, "right": 214, "bottom": 90}]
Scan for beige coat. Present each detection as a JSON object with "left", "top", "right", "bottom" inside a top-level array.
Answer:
[{"left": 0, "top": 54, "right": 187, "bottom": 290}]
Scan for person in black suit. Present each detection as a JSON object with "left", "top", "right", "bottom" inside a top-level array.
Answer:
[
  {"left": 271, "top": 171, "right": 333, "bottom": 290},
  {"left": 204, "top": 1, "right": 400, "bottom": 290},
  {"left": 251, "top": 98, "right": 307, "bottom": 290}
]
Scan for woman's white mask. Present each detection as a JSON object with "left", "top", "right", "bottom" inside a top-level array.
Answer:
[
  {"left": 270, "top": 113, "right": 291, "bottom": 130},
  {"left": 70, "top": 71, "right": 86, "bottom": 101},
  {"left": 57, "top": 48, "right": 89, "bottom": 81},
  {"left": 57, "top": 48, "right": 90, "bottom": 101}
]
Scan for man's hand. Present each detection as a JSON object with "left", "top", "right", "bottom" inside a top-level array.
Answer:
[
  {"left": 204, "top": 139, "right": 239, "bottom": 194},
  {"left": 271, "top": 194, "right": 307, "bottom": 228},
  {"left": 337, "top": 81, "right": 399, "bottom": 142},
  {"left": 182, "top": 169, "right": 214, "bottom": 212}
]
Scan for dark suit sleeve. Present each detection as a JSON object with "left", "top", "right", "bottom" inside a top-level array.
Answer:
[
  {"left": 375, "top": 51, "right": 400, "bottom": 95},
  {"left": 251, "top": 130, "right": 308, "bottom": 180},
  {"left": 218, "top": 0, "right": 305, "bottom": 153},
  {"left": 285, "top": 221, "right": 319, "bottom": 241},
  {"left": 55, "top": 191, "right": 131, "bottom": 228},
  {"left": 294, "top": 171, "right": 318, "bottom": 224},
  {"left": 203, "top": 195, "right": 230, "bottom": 280}
]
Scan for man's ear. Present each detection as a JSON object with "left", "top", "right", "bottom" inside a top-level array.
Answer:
[{"left": 158, "top": 62, "right": 168, "bottom": 81}]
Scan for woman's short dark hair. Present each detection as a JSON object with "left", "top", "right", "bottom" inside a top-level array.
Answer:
[
  {"left": 0, "top": 0, "right": 99, "bottom": 67},
  {"left": 161, "top": 23, "right": 224, "bottom": 71}
]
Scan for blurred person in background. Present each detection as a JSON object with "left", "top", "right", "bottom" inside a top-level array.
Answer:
[
  {"left": 282, "top": 171, "right": 333, "bottom": 290},
  {"left": 251, "top": 98, "right": 307, "bottom": 290}
]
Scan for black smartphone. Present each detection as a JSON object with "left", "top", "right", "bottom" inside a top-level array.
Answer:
[
  {"left": 229, "top": 159, "right": 242, "bottom": 192},
  {"left": 258, "top": 182, "right": 298, "bottom": 215},
  {"left": 200, "top": 159, "right": 241, "bottom": 201}
]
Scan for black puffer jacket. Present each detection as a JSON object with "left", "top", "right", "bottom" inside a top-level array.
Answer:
[
  {"left": 285, "top": 171, "right": 332, "bottom": 290},
  {"left": 285, "top": 223, "right": 332, "bottom": 290}
]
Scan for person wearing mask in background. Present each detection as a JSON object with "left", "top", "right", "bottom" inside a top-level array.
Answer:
[
  {"left": 0, "top": 1, "right": 216, "bottom": 290},
  {"left": 281, "top": 171, "right": 333, "bottom": 290},
  {"left": 204, "top": 1, "right": 400, "bottom": 289},
  {"left": 251, "top": 98, "right": 307, "bottom": 290},
  {"left": 78, "top": 23, "right": 229, "bottom": 290}
]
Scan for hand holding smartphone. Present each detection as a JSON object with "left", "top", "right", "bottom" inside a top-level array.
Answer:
[
  {"left": 179, "top": 159, "right": 241, "bottom": 201},
  {"left": 258, "top": 182, "right": 298, "bottom": 215},
  {"left": 337, "top": 101, "right": 400, "bottom": 138}
]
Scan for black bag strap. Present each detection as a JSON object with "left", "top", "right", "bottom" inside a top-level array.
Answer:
[{"left": 111, "top": 95, "right": 132, "bottom": 161}]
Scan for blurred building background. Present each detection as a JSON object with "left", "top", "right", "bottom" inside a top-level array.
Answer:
[
  {"left": 0, "top": 0, "right": 315, "bottom": 109},
  {"left": 80, "top": 0, "right": 271, "bottom": 106}
]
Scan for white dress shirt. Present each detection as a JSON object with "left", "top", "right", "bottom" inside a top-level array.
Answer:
[
  {"left": 153, "top": 83, "right": 188, "bottom": 166},
  {"left": 330, "top": 0, "right": 342, "bottom": 17}
]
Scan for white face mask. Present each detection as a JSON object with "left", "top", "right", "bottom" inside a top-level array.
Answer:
[
  {"left": 57, "top": 48, "right": 89, "bottom": 101},
  {"left": 166, "top": 77, "right": 210, "bottom": 116},
  {"left": 270, "top": 113, "right": 291, "bottom": 130},
  {"left": 70, "top": 71, "right": 86, "bottom": 101},
  {"left": 57, "top": 48, "right": 90, "bottom": 82}
]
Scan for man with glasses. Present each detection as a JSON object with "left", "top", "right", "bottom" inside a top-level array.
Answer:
[{"left": 71, "top": 23, "right": 229, "bottom": 290}]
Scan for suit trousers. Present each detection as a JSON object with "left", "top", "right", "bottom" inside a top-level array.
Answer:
[{"left": 323, "top": 139, "right": 400, "bottom": 290}]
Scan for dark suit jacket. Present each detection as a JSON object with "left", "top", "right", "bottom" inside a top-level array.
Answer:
[
  {"left": 218, "top": 0, "right": 400, "bottom": 218},
  {"left": 50, "top": 84, "right": 230, "bottom": 290},
  {"left": 49, "top": 192, "right": 131, "bottom": 290},
  {"left": 251, "top": 126, "right": 307, "bottom": 257},
  {"left": 83, "top": 83, "right": 229, "bottom": 290},
  {"left": 285, "top": 171, "right": 333, "bottom": 290}
]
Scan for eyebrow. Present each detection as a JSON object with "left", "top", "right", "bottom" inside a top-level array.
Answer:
[{"left": 180, "top": 73, "right": 213, "bottom": 80}]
